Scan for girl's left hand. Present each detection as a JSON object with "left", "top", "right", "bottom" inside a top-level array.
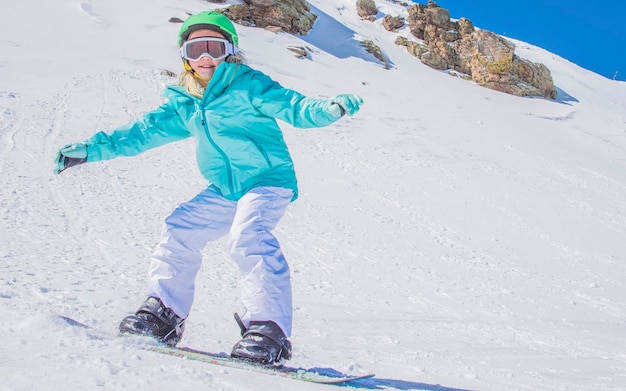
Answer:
[
  {"left": 330, "top": 94, "right": 363, "bottom": 117},
  {"left": 53, "top": 143, "right": 88, "bottom": 175}
]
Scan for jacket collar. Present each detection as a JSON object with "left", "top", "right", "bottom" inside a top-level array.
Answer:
[
  {"left": 165, "top": 62, "right": 251, "bottom": 101},
  {"left": 205, "top": 62, "right": 249, "bottom": 98}
]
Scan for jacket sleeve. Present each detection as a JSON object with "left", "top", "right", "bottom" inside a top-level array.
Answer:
[
  {"left": 247, "top": 72, "right": 339, "bottom": 129},
  {"left": 85, "top": 99, "right": 191, "bottom": 162}
]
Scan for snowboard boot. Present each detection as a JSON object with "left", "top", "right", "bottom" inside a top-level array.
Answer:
[
  {"left": 230, "top": 314, "right": 292, "bottom": 367},
  {"left": 119, "top": 297, "right": 185, "bottom": 346}
]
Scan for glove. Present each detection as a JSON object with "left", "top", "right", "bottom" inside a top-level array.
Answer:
[
  {"left": 328, "top": 94, "right": 363, "bottom": 118},
  {"left": 53, "top": 143, "right": 88, "bottom": 175}
]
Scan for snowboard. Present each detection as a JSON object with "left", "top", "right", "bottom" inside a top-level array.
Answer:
[{"left": 55, "top": 315, "right": 374, "bottom": 385}]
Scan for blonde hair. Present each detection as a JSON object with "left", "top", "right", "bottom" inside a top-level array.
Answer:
[{"left": 178, "top": 54, "right": 246, "bottom": 98}]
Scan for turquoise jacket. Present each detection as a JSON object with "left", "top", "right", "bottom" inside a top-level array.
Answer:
[{"left": 84, "top": 62, "right": 341, "bottom": 201}]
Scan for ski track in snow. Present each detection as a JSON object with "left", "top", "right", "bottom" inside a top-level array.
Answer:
[{"left": 1, "top": 0, "right": 626, "bottom": 390}]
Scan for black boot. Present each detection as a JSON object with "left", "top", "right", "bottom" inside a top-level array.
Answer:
[
  {"left": 230, "top": 314, "right": 292, "bottom": 366},
  {"left": 119, "top": 297, "right": 185, "bottom": 346}
]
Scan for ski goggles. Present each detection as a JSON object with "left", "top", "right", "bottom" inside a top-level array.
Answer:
[{"left": 180, "top": 37, "right": 238, "bottom": 61}]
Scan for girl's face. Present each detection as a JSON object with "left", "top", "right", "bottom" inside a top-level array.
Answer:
[{"left": 187, "top": 29, "right": 228, "bottom": 80}]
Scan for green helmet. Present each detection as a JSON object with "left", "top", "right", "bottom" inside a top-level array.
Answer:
[{"left": 178, "top": 11, "right": 239, "bottom": 47}]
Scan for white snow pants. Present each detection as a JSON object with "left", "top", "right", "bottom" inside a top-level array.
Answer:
[{"left": 146, "top": 186, "right": 294, "bottom": 336}]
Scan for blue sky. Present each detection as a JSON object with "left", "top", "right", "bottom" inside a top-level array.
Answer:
[{"left": 413, "top": 1, "right": 626, "bottom": 81}]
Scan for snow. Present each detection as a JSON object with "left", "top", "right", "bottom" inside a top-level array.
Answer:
[{"left": 1, "top": 0, "right": 626, "bottom": 390}]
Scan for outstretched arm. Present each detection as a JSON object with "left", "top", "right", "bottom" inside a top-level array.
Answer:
[
  {"left": 53, "top": 101, "right": 190, "bottom": 174},
  {"left": 248, "top": 72, "right": 363, "bottom": 129}
]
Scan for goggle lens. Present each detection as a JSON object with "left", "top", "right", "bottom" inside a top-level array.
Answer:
[{"left": 181, "top": 38, "right": 235, "bottom": 61}]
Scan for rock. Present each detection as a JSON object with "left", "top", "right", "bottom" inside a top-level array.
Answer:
[
  {"left": 457, "top": 17, "right": 474, "bottom": 38},
  {"left": 406, "top": 3, "right": 427, "bottom": 39},
  {"left": 360, "top": 39, "right": 390, "bottom": 69},
  {"left": 462, "top": 29, "right": 516, "bottom": 86},
  {"left": 356, "top": 0, "right": 378, "bottom": 19},
  {"left": 511, "top": 57, "right": 557, "bottom": 99},
  {"left": 395, "top": 36, "right": 428, "bottom": 58},
  {"left": 287, "top": 45, "right": 311, "bottom": 59},
  {"left": 222, "top": 0, "right": 317, "bottom": 35},
  {"left": 382, "top": 15, "right": 405, "bottom": 31},
  {"left": 264, "top": 26, "right": 284, "bottom": 33},
  {"left": 221, "top": 5, "right": 254, "bottom": 27}
]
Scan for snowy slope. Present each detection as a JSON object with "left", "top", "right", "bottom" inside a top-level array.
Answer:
[{"left": 1, "top": 0, "right": 626, "bottom": 390}]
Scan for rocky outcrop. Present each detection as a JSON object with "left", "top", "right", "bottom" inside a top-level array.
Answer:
[
  {"left": 399, "top": 1, "right": 556, "bottom": 99},
  {"left": 221, "top": 0, "right": 316, "bottom": 35},
  {"left": 201, "top": 0, "right": 556, "bottom": 98}
]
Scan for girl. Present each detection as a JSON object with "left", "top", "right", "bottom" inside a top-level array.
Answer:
[{"left": 53, "top": 11, "right": 362, "bottom": 366}]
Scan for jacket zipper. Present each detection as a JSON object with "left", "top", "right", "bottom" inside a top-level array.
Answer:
[{"left": 200, "top": 101, "right": 235, "bottom": 197}]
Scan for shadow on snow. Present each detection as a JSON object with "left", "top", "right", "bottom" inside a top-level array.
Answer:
[
  {"left": 302, "top": 5, "right": 391, "bottom": 68},
  {"left": 311, "top": 367, "right": 474, "bottom": 391}
]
